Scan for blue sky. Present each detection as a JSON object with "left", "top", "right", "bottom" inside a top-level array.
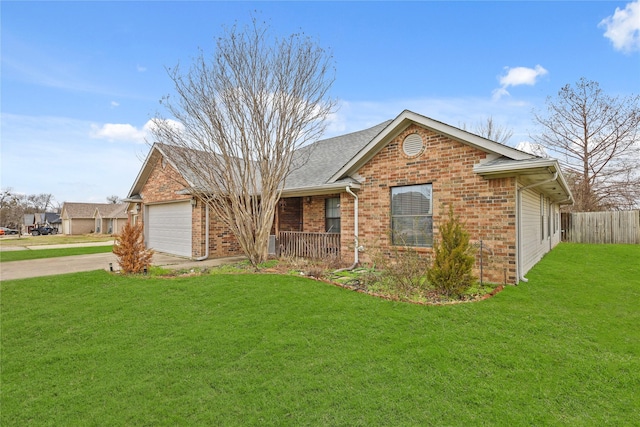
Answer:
[{"left": 2, "top": 1, "right": 639, "bottom": 205}]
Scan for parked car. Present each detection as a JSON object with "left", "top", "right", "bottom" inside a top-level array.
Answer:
[
  {"left": 0, "top": 227, "right": 20, "bottom": 235},
  {"left": 31, "top": 226, "right": 58, "bottom": 236}
]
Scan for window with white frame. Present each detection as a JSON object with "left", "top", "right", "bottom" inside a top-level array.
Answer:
[{"left": 391, "top": 184, "right": 433, "bottom": 247}]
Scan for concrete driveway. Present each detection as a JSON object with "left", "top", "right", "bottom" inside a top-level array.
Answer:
[{"left": 0, "top": 248, "right": 245, "bottom": 281}]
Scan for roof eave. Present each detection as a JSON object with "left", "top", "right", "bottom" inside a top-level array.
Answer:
[
  {"left": 281, "top": 182, "right": 361, "bottom": 198},
  {"left": 475, "top": 159, "right": 574, "bottom": 204}
]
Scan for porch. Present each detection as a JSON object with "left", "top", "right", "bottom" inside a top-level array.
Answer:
[{"left": 276, "top": 231, "right": 341, "bottom": 260}]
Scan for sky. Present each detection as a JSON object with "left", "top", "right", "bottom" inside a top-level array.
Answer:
[{"left": 2, "top": 1, "right": 639, "bottom": 205}]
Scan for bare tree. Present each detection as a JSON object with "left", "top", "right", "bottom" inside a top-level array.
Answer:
[
  {"left": 106, "top": 195, "right": 121, "bottom": 204},
  {"left": 1, "top": 188, "right": 24, "bottom": 229},
  {"left": 461, "top": 116, "right": 514, "bottom": 144},
  {"left": 27, "top": 193, "right": 57, "bottom": 212},
  {"left": 150, "top": 18, "right": 336, "bottom": 267},
  {"left": 532, "top": 78, "right": 640, "bottom": 211}
]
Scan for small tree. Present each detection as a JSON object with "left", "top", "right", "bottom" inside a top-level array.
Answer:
[
  {"left": 427, "top": 207, "right": 476, "bottom": 297},
  {"left": 113, "top": 222, "right": 154, "bottom": 274}
]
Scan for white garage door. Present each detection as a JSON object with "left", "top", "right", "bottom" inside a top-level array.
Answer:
[{"left": 147, "top": 202, "right": 192, "bottom": 257}]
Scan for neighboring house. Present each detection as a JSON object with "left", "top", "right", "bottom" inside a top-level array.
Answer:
[
  {"left": 93, "top": 204, "right": 128, "bottom": 235},
  {"left": 60, "top": 202, "right": 127, "bottom": 235},
  {"left": 23, "top": 212, "right": 61, "bottom": 234},
  {"left": 125, "top": 110, "right": 573, "bottom": 284}
]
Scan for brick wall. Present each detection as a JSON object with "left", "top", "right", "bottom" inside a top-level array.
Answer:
[
  {"left": 140, "top": 154, "right": 192, "bottom": 204},
  {"left": 302, "top": 194, "right": 341, "bottom": 232},
  {"left": 272, "top": 197, "right": 303, "bottom": 233},
  {"left": 207, "top": 205, "right": 243, "bottom": 257},
  {"left": 342, "top": 124, "right": 517, "bottom": 284}
]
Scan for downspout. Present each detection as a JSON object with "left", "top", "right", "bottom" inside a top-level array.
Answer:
[
  {"left": 517, "top": 171, "right": 558, "bottom": 283},
  {"left": 194, "top": 201, "right": 210, "bottom": 261},
  {"left": 335, "top": 185, "right": 359, "bottom": 272}
]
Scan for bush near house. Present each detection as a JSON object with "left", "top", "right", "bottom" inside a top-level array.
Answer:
[
  {"left": 112, "top": 222, "right": 153, "bottom": 274},
  {"left": 427, "top": 206, "right": 476, "bottom": 296}
]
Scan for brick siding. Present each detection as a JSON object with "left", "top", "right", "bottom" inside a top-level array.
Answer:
[{"left": 341, "top": 124, "right": 517, "bottom": 284}]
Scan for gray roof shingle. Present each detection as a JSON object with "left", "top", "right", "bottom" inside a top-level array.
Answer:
[
  {"left": 63, "top": 202, "right": 127, "bottom": 219},
  {"left": 284, "top": 120, "right": 392, "bottom": 189}
]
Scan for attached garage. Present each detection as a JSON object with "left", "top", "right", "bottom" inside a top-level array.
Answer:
[{"left": 146, "top": 201, "right": 192, "bottom": 257}]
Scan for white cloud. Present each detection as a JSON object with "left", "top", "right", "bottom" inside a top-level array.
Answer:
[
  {"left": 137, "top": 64, "right": 147, "bottom": 72},
  {"left": 599, "top": 0, "right": 640, "bottom": 54},
  {"left": 90, "top": 122, "right": 148, "bottom": 143},
  {"left": 493, "top": 65, "right": 548, "bottom": 100},
  {"left": 110, "top": 101, "right": 120, "bottom": 108},
  {"left": 516, "top": 141, "right": 549, "bottom": 158},
  {"left": 145, "top": 118, "right": 185, "bottom": 135},
  {"left": 90, "top": 119, "right": 186, "bottom": 144}
]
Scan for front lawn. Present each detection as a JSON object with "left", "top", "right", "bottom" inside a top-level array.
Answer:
[
  {"left": 0, "top": 234, "right": 114, "bottom": 248},
  {"left": 0, "top": 245, "right": 113, "bottom": 262},
  {"left": 1, "top": 243, "right": 638, "bottom": 425}
]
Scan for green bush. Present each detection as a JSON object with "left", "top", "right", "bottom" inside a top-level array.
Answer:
[{"left": 427, "top": 206, "right": 476, "bottom": 296}]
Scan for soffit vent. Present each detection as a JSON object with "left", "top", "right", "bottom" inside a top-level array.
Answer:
[{"left": 403, "top": 133, "right": 424, "bottom": 157}]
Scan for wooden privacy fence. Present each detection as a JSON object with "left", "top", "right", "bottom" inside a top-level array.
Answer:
[
  {"left": 278, "top": 231, "right": 341, "bottom": 259},
  {"left": 561, "top": 210, "right": 640, "bottom": 244}
]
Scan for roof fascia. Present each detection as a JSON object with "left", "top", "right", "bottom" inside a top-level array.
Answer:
[
  {"left": 281, "top": 182, "right": 362, "bottom": 198},
  {"left": 329, "top": 110, "right": 533, "bottom": 182},
  {"left": 475, "top": 158, "right": 574, "bottom": 204},
  {"left": 473, "top": 158, "right": 559, "bottom": 175}
]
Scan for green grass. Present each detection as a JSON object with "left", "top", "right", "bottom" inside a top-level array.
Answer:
[
  {"left": 0, "top": 234, "right": 114, "bottom": 248},
  {"left": 0, "top": 245, "right": 113, "bottom": 262},
  {"left": 1, "top": 243, "right": 639, "bottom": 426}
]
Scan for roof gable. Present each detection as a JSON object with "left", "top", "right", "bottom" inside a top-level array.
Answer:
[{"left": 329, "top": 110, "right": 534, "bottom": 182}]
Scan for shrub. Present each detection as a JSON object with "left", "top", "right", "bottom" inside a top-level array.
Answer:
[
  {"left": 368, "top": 238, "right": 430, "bottom": 300},
  {"left": 427, "top": 206, "right": 476, "bottom": 296},
  {"left": 112, "top": 222, "right": 154, "bottom": 274}
]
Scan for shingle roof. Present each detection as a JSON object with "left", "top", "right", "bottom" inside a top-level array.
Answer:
[
  {"left": 284, "top": 120, "right": 392, "bottom": 189},
  {"left": 99, "top": 204, "right": 128, "bottom": 219},
  {"left": 63, "top": 202, "right": 127, "bottom": 219}
]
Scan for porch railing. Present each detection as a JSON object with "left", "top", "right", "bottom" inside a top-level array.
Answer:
[{"left": 278, "top": 231, "right": 341, "bottom": 260}]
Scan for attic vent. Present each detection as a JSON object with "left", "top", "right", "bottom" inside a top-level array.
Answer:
[{"left": 403, "top": 133, "right": 424, "bottom": 157}]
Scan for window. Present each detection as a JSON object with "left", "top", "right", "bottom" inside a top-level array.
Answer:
[
  {"left": 391, "top": 184, "right": 433, "bottom": 247},
  {"left": 325, "top": 198, "right": 341, "bottom": 233}
]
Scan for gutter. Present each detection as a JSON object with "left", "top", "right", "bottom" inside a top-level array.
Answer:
[
  {"left": 194, "top": 200, "right": 210, "bottom": 261},
  {"left": 516, "top": 171, "right": 558, "bottom": 283},
  {"left": 335, "top": 185, "right": 360, "bottom": 272}
]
